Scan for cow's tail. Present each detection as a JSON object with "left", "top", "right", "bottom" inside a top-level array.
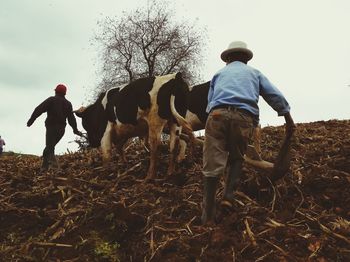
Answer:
[{"left": 170, "top": 95, "right": 193, "bottom": 134}]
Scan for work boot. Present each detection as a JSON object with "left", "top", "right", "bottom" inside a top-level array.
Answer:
[
  {"left": 222, "top": 161, "right": 243, "bottom": 205},
  {"left": 201, "top": 176, "right": 218, "bottom": 225},
  {"left": 50, "top": 155, "right": 60, "bottom": 169},
  {"left": 41, "top": 156, "right": 50, "bottom": 172}
]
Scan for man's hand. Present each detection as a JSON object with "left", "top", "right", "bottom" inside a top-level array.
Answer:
[
  {"left": 74, "top": 130, "right": 83, "bottom": 137},
  {"left": 284, "top": 113, "right": 296, "bottom": 138},
  {"left": 26, "top": 118, "right": 34, "bottom": 127}
]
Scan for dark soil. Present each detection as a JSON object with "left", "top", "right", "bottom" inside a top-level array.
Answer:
[{"left": 0, "top": 119, "right": 349, "bottom": 261}]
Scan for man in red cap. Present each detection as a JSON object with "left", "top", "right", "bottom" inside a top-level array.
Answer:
[{"left": 27, "top": 84, "right": 82, "bottom": 170}]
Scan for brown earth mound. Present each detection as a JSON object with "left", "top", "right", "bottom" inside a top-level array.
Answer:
[{"left": 0, "top": 120, "right": 349, "bottom": 261}]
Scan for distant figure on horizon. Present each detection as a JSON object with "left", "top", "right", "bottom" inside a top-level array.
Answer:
[
  {"left": 27, "top": 84, "right": 82, "bottom": 170},
  {"left": 201, "top": 41, "right": 296, "bottom": 225},
  {"left": 0, "top": 135, "right": 5, "bottom": 155}
]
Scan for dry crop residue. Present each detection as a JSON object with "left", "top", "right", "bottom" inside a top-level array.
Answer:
[{"left": 0, "top": 119, "right": 349, "bottom": 261}]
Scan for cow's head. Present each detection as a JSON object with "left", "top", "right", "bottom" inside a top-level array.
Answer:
[{"left": 74, "top": 94, "right": 108, "bottom": 147}]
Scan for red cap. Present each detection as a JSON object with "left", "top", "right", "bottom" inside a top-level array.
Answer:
[{"left": 55, "top": 84, "right": 67, "bottom": 95}]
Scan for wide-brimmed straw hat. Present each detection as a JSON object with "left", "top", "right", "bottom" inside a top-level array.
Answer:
[{"left": 220, "top": 41, "right": 253, "bottom": 62}]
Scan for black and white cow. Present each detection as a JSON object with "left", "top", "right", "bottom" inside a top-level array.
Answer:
[
  {"left": 177, "top": 81, "right": 210, "bottom": 161},
  {"left": 75, "top": 73, "right": 194, "bottom": 180},
  {"left": 184, "top": 81, "right": 210, "bottom": 130}
]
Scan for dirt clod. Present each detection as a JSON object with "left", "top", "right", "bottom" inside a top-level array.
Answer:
[{"left": 0, "top": 119, "right": 349, "bottom": 261}]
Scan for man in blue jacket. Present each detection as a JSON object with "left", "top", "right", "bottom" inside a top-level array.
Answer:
[
  {"left": 27, "top": 84, "right": 82, "bottom": 170},
  {"left": 202, "top": 41, "right": 295, "bottom": 225}
]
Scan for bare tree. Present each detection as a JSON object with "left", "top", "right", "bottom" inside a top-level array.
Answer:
[{"left": 94, "top": 0, "right": 207, "bottom": 93}]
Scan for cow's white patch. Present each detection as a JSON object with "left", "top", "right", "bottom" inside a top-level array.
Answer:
[
  {"left": 116, "top": 118, "right": 122, "bottom": 126},
  {"left": 149, "top": 73, "right": 176, "bottom": 103},
  {"left": 101, "top": 90, "right": 109, "bottom": 110},
  {"left": 146, "top": 73, "right": 177, "bottom": 121},
  {"left": 137, "top": 107, "right": 148, "bottom": 120},
  {"left": 101, "top": 85, "right": 127, "bottom": 110},
  {"left": 119, "top": 83, "right": 128, "bottom": 90},
  {"left": 100, "top": 121, "right": 114, "bottom": 160},
  {"left": 177, "top": 139, "right": 187, "bottom": 162}
]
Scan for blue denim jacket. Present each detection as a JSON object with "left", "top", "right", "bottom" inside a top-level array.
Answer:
[{"left": 207, "top": 61, "right": 291, "bottom": 122}]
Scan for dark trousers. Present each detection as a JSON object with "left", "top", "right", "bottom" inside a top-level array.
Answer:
[{"left": 42, "top": 125, "right": 65, "bottom": 168}]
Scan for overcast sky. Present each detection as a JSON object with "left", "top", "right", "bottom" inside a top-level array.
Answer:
[{"left": 1, "top": 0, "right": 349, "bottom": 156}]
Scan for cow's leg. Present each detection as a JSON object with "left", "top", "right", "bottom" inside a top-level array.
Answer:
[
  {"left": 180, "top": 130, "right": 196, "bottom": 162},
  {"left": 182, "top": 111, "right": 203, "bottom": 161},
  {"left": 177, "top": 132, "right": 198, "bottom": 162},
  {"left": 177, "top": 139, "right": 187, "bottom": 162},
  {"left": 168, "top": 123, "right": 182, "bottom": 175},
  {"left": 110, "top": 126, "right": 124, "bottom": 163},
  {"left": 145, "top": 123, "right": 164, "bottom": 180},
  {"left": 114, "top": 138, "right": 128, "bottom": 164},
  {"left": 142, "top": 133, "right": 150, "bottom": 150},
  {"left": 101, "top": 122, "right": 113, "bottom": 163},
  {"left": 113, "top": 125, "right": 131, "bottom": 164}
]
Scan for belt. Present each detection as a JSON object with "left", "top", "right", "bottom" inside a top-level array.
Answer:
[{"left": 211, "top": 104, "right": 254, "bottom": 118}]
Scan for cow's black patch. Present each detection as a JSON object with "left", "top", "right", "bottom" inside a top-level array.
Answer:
[
  {"left": 76, "top": 92, "right": 108, "bottom": 147},
  {"left": 188, "top": 81, "right": 210, "bottom": 123},
  {"left": 157, "top": 73, "right": 189, "bottom": 120},
  {"left": 106, "top": 88, "right": 120, "bottom": 122},
  {"left": 115, "top": 77, "right": 155, "bottom": 125}
]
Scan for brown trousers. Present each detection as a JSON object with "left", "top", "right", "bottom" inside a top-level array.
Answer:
[{"left": 203, "top": 108, "right": 254, "bottom": 178}]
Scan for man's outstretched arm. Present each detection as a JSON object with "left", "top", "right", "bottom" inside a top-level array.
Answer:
[{"left": 27, "top": 98, "right": 51, "bottom": 127}]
